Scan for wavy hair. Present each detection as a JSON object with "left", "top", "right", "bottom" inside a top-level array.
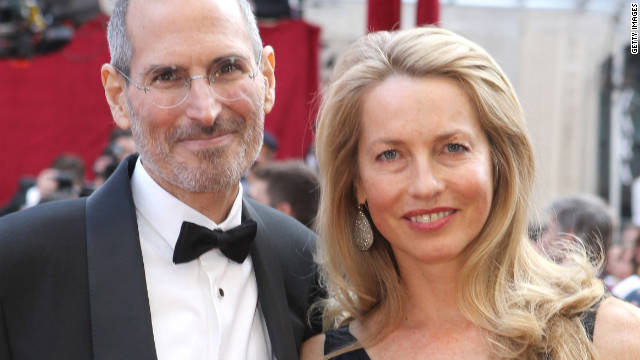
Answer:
[{"left": 314, "top": 27, "right": 604, "bottom": 359}]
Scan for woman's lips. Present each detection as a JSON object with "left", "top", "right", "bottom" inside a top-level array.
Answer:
[{"left": 404, "top": 208, "right": 457, "bottom": 231}]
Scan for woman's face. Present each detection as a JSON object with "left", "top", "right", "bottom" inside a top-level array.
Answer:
[{"left": 355, "top": 75, "right": 493, "bottom": 268}]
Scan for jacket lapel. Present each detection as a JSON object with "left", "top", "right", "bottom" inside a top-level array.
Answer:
[
  {"left": 85, "top": 155, "right": 157, "bottom": 360},
  {"left": 244, "top": 199, "right": 298, "bottom": 360}
]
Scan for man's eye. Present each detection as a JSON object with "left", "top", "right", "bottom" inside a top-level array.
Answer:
[
  {"left": 213, "top": 58, "right": 247, "bottom": 79},
  {"left": 149, "top": 69, "right": 185, "bottom": 88},
  {"left": 154, "top": 71, "right": 177, "bottom": 82},
  {"left": 377, "top": 149, "right": 398, "bottom": 161},
  {"left": 220, "top": 62, "right": 241, "bottom": 74}
]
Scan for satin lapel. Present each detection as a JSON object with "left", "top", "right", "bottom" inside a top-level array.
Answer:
[
  {"left": 244, "top": 200, "right": 297, "bottom": 360},
  {"left": 85, "top": 155, "right": 157, "bottom": 360}
]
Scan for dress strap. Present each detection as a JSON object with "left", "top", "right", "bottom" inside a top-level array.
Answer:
[
  {"left": 324, "top": 325, "right": 358, "bottom": 354},
  {"left": 580, "top": 309, "right": 597, "bottom": 341},
  {"left": 323, "top": 324, "right": 370, "bottom": 359},
  {"left": 580, "top": 295, "right": 606, "bottom": 341}
]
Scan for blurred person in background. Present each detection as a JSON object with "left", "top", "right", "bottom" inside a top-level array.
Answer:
[
  {"left": 91, "top": 152, "right": 119, "bottom": 189},
  {"left": 254, "top": 130, "right": 278, "bottom": 168},
  {"left": 612, "top": 224, "right": 640, "bottom": 305},
  {"left": 248, "top": 160, "right": 320, "bottom": 229},
  {"left": 605, "top": 239, "right": 635, "bottom": 290},
  {"left": 0, "top": 168, "right": 58, "bottom": 216},
  {"left": 243, "top": 130, "right": 278, "bottom": 192},
  {"left": 107, "top": 128, "right": 136, "bottom": 162},
  {"left": 303, "top": 27, "right": 640, "bottom": 360},
  {"left": 0, "top": 153, "right": 86, "bottom": 216},
  {"left": 50, "top": 153, "right": 90, "bottom": 196},
  {"left": 537, "top": 194, "right": 615, "bottom": 266},
  {"left": 92, "top": 128, "right": 136, "bottom": 189}
]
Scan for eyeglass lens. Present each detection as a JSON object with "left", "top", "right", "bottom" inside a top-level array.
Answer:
[{"left": 143, "top": 56, "right": 257, "bottom": 109}]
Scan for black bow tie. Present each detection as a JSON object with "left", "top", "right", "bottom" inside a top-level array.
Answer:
[{"left": 172, "top": 220, "right": 257, "bottom": 264}]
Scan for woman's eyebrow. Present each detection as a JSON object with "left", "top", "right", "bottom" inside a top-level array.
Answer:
[{"left": 432, "top": 129, "right": 473, "bottom": 142}]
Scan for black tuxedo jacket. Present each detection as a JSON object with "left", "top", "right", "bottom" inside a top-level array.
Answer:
[{"left": 0, "top": 155, "right": 321, "bottom": 360}]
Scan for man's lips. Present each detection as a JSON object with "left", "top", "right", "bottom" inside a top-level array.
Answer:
[{"left": 176, "top": 132, "right": 234, "bottom": 148}]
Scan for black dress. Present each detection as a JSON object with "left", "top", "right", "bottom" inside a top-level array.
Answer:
[{"left": 323, "top": 306, "right": 599, "bottom": 359}]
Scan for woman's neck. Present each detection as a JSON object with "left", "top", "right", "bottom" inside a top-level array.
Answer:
[{"left": 398, "top": 259, "right": 469, "bottom": 329}]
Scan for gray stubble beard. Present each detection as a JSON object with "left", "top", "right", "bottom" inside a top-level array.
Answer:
[{"left": 128, "top": 96, "right": 264, "bottom": 193}]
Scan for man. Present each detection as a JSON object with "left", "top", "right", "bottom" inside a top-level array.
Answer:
[
  {"left": 0, "top": 0, "right": 320, "bottom": 359},
  {"left": 612, "top": 224, "right": 640, "bottom": 305},
  {"left": 255, "top": 130, "right": 279, "bottom": 167},
  {"left": 0, "top": 154, "right": 86, "bottom": 216},
  {"left": 537, "top": 193, "right": 615, "bottom": 264},
  {"left": 248, "top": 160, "right": 320, "bottom": 230}
]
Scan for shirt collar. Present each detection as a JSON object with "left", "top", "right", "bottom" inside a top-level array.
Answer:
[{"left": 130, "top": 157, "right": 244, "bottom": 251}]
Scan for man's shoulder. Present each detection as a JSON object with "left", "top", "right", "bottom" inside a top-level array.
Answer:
[
  {"left": 247, "top": 197, "right": 316, "bottom": 239},
  {"left": 0, "top": 199, "right": 87, "bottom": 255},
  {"left": 0, "top": 199, "right": 88, "bottom": 292},
  {"left": 0, "top": 198, "right": 86, "bottom": 231}
]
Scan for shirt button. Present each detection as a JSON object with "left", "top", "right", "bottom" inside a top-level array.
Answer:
[{"left": 218, "top": 288, "right": 225, "bottom": 298}]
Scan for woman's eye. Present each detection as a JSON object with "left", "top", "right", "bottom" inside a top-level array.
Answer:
[
  {"left": 377, "top": 150, "right": 398, "bottom": 161},
  {"left": 446, "top": 143, "right": 466, "bottom": 153}
]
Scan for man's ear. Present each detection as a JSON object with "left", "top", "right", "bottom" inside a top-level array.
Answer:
[
  {"left": 260, "top": 46, "right": 276, "bottom": 114},
  {"left": 101, "top": 63, "right": 132, "bottom": 129},
  {"left": 275, "top": 201, "right": 293, "bottom": 217}
]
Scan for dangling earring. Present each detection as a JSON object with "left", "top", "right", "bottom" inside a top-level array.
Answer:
[{"left": 354, "top": 203, "right": 373, "bottom": 251}]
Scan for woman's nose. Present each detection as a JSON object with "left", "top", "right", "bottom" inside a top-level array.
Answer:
[{"left": 408, "top": 159, "right": 444, "bottom": 199}]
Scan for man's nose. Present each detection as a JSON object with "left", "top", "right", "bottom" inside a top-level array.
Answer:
[
  {"left": 408, "top": 158, "right": 444, "bottom": 199},
  {"left": 184, "top": 77, "right": 221, "bottom": 126}
]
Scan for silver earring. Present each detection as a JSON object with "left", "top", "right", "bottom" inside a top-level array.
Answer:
[{"left": 354, "top": 203, "right": 373, "bottom": 251}]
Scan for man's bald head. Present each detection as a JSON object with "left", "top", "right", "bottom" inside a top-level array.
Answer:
[{"left": 106, "top": 0, "right": 263, "bottom": 76}]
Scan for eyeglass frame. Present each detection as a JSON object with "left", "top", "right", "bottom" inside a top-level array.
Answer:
[{"left": 113, "top": 53, "right": 263, "bottom": 109}]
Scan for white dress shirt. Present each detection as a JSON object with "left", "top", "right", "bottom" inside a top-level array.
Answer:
[{"left": 130, "top": 158, "right": 271, "bottom": 360}]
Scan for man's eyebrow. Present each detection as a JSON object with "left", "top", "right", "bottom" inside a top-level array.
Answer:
[
  {"left": 209, "top": 53, "right": 253, "bottom": 66},
  {"left": 138, "top": 53, "right": 254, "bottom": 77},
  {"left": 139, "top": 64, "right": 185, "bottom": 77}
]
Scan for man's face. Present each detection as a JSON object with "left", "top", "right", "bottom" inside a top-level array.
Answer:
[{"left": 122, "top": 0, "right": 270, "bottom": 193}]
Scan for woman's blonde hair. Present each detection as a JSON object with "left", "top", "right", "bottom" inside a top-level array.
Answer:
[{"left": 314, "top": 27, "right": 604, "bottom": 359}]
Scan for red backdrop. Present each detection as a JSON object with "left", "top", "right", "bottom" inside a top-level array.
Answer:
[
  {"left": 259, "top": 19, "right": 320, "bottom": 161},
  {"left": 0, "top": 15, "right": 114, "bottom": 206},
  {"left": 368, "top": 0, "right": 439, "bottom": 31},
  {"left": 0, "top": 17, "right": 320, "bottom": 206}
]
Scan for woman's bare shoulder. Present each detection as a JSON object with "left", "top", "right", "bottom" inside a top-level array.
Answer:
[
  {"left": 593, "top": 296, "right": 640, "bottom": 358},
  {"left": 301, "top": 334, "right": 326, "bottom": 360}
]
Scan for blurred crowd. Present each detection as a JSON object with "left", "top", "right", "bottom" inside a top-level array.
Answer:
[
  {"left": 531, "top": 194, "right": 640, "bottom": 306},
  {"left": 0, "top": 128, "right": 135, "bottom": 216}
]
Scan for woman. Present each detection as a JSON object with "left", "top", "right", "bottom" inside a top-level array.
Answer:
[{"left": 302, "top": 27, "right": 640, "bottom": 359}]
